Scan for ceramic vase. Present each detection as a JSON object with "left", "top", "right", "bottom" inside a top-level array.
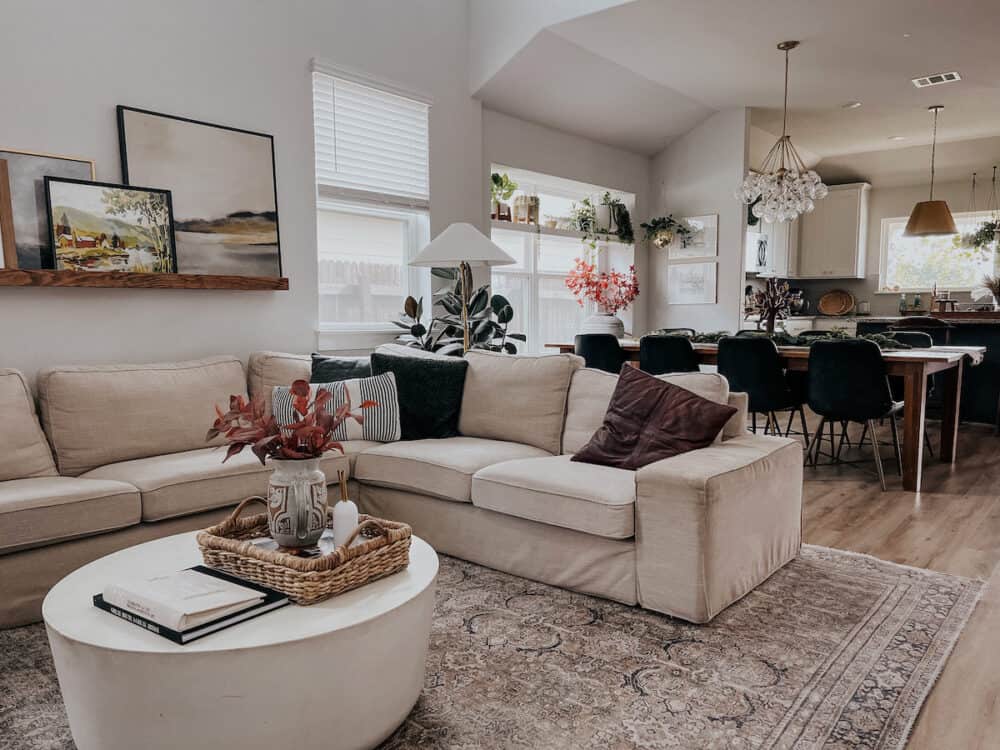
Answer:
[
  {"left": 580, "top": 311, "right": 625, "bottom": 338},
  {"left": 267, "top": 458, "right": 328, "bottom": 548}
]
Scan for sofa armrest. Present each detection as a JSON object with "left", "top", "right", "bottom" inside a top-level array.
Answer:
[{"left": 634, "top": 435, "right": 802, "bottom": 622}]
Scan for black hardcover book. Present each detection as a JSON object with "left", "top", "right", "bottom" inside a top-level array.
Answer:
[{"left": 93, "top": 566, "right": 289, "bottom": 645}]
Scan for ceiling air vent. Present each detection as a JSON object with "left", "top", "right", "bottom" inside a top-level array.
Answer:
[{"left": 912, "top": 72, "right": 961, "bottom": 88}]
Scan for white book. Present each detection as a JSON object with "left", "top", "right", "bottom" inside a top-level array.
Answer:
[{"left": 102, "top": 569, "right": 266, "bottom": 631}]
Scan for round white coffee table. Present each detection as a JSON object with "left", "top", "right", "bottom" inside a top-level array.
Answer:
[{"left": 43, "top": 531, "right": 438, "bottom": 750}]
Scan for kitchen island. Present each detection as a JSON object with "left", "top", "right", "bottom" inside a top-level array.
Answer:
[{"left": 858, "top": 316, "right": 999, "bottom": 426}]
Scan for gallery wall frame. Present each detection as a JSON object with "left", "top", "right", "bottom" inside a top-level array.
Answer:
[
  {"left": 668, "top": 214, "right": 718, "bottom": 260},
  {"left": 44, "top": 176, "right": 177, "bottom": 274},
  {"left": 666, "top": 260, "right": 719, "bottom": 305},
  {"left": 117, "top": 106, "right": 282, "bottom": 278},
  {"left": 0, "top": 148, "right": 96, "bottom": 269}
]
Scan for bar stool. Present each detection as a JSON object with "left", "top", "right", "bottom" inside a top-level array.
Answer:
[
  {"left": 574, "top": 334, "right": 627, "bottom": 373},
  {"left": 806, "top": 339, "right": 902, "bottom": 491},
  {"left": 639, "top": 335, "right": 700, "bottom": 375},
  {"left": 717, "top": 336, "right": 809, "bottom": 443}
]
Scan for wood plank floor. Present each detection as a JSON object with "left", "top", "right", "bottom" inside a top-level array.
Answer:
[{"left": 794, "top": 419, "right": 1000, "bottom": 748}]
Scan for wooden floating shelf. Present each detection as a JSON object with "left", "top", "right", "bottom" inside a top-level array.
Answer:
[{"left": 0, "top": 269, "right": 288, "bottom": 291}]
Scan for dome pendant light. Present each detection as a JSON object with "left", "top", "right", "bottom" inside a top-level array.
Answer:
[
  {"left": 737, "top": 41, "right": 828, "bottom": 223},
  {"left": 904, "top": 105, "right": 958, "bottom": 236}
]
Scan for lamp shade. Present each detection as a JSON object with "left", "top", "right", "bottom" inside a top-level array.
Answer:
[
  {"left": 903, "top": 200, "right": 958, "bottom": 237},
  {"left": 409, "top": 222, "right": 516, "bottom": 267}
]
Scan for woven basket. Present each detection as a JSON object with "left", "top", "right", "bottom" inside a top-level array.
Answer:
[{"left": 196, "top": 497, "right": 412, "bottom": 605}]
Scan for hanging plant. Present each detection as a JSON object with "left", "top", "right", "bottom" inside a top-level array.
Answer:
[
  {"left": 640, "top": 215, "right": 693, "bottom": 249},
  {"left": 956, "top": 220, "right": 1000, "bottom": 253}
]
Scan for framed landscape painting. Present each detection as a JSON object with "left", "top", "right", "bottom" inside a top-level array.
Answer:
[
  {"left": 0, "top": 149, "right": 95, "bottom": 269},
  {"left": 45, "top": 177, "right": 176, "bottom": 273},
  {"left": 117, "top": 106, "right": 281, "bottom": 278},
  {"left": 667, "top": 261, "right": 718, "bottom": 305}
]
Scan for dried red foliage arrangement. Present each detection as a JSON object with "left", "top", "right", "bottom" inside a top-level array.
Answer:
[
  {"left": 207, "top": 380, "right": 377, "bottom": 465},
  {"left": 565, "top": 258, "right": 640, "bottom": 315}
]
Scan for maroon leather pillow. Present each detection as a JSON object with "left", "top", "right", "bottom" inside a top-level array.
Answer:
[{"left": 572, "top": 365, "right": 737, "bottom": 471}]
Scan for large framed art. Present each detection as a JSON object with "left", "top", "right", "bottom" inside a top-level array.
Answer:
[
  {"left": 0, "top": 149, "right": 96, "bottom": 269},
  {"left": 45, "top": 177, "right": 177, "bottom": 273},
  {"left": 117, "top": 106, "right": 281, "bottom": 278}
]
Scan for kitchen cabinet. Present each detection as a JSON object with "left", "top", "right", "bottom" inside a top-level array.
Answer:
[
  {"left": 794, "top": 183, "right": 870, "bottom": 279},
  {"left": 745, "top": 218, "right": 798, "bottom": 277}
]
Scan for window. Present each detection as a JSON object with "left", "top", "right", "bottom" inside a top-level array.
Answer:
[
  {"left": 312, "top": 62, "right": 430, "bottom": 331},
  {"left": 490, "top": 167, "right": 635, "bottom": 352},
  {"left": 879, "top": 210, "right": 995, "bottom": 292}
]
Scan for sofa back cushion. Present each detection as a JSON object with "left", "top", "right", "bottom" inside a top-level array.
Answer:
[
  {"left": 0, "top": 369, "right": 58, "bottom": 481},
  {"left": 38, "top": 356, "right": 247, "bottom": 476},
  {"left": 247, "top": 351, "right": 310, "bottom": 416},
  {"left": 458, "top": 350, "right": 583, "bottom": 454},
  {"left": 562, "top": 368, "right": 741, "bottom": 454}
]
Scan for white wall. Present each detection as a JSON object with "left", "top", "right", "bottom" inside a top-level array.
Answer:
[
  {"left": 482, "top": 108, "right": 652, "bottom": 333},
  {"left": 0, "top": 0, "right": 483, "bottom": 381},
  {"left": 648, "top": 108, "right": 749, "bottom": 332}
]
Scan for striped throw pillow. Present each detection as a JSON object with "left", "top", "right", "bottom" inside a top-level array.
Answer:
[{"left": 271, "top": 372, "right": 401, "bottom": 443}]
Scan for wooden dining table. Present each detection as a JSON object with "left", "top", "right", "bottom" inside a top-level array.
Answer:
[{"left": 545, "top": 340, "right": 986, "bottom": 492}]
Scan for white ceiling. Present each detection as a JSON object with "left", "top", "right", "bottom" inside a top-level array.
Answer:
[
  {"left": 476, "top": 30, "right": 712, "bottom": 155},
  {"left": 474, "top": 0, "right": 1000, "bottom": 159}
]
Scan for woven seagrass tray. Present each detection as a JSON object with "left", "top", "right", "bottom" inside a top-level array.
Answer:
[{"left": 196, "top": 497, "right": 412, "bottom": 605}]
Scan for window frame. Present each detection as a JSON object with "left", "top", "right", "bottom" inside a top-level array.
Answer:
[
  {"left": 877, "top": 209, "right": 996, "bottom": 293},
  {"left": 310, "top": 61, "right": 432, "bottom": 346},
  {"left": 315, "top": 199, "right": 430, "bottom": 335}
]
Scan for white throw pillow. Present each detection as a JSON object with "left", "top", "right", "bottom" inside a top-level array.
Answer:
[{"left": 271, "top": 372, "right": 401, "bottom": 443}]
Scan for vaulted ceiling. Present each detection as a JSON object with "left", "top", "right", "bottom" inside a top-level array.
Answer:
[{"left": 470, "top": 0, "right": 1000, "bottom": 160}]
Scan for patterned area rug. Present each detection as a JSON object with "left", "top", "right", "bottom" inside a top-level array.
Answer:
[{"left": 0, "top": 546, "right": 982, "bottom": 750}]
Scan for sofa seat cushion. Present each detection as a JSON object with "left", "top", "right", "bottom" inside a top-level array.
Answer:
[
  {"left": 472, "top": 455, "right": 636, "bottom": 539},
  {"left": 83, "top": 443, "right": 372, "bottom": 522},
  {"left": 0, "top": 477, "right": 140, "bottom": 554},
  {"left": 354, "top": 437, "right": 550, "bottom": 503}
]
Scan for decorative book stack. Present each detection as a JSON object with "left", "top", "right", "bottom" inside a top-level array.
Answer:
[{"left": 94, "top": 566, "right": 288, "bottom": 644}]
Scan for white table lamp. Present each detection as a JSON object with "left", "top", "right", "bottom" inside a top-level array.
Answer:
[{"left": 409, "top": 223, "right": 515, "bottom": 351}]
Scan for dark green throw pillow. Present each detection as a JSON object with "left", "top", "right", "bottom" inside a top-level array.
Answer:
[
  {"left": 370, "top": 352, "right": 468, "bottom": 440},
  {"left": 311, "top": 353, "right": 371, "bottom": 383}
]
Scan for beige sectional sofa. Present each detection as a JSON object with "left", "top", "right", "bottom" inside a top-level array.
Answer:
[{"left": 0, "top": 347, "right": 802, "bottom": 628}]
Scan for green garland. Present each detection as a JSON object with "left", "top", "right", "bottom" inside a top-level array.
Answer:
[{"left": 652, "top": 329, "right": 912, "bottom": 350}]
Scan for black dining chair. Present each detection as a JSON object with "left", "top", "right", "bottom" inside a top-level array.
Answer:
[
  {"left": 797, "top": 330, "right": 830, "bottom": 339},
  {"left": 888, "top": 316, "right": 954, "bottom": 345},
  {"left": 806, "top": 339, "right": 902, "bottom": 491},
  {"left": 717, "top": 336, "right": 809, "bottom": 443},
  {"left": 574, "top": 334, "right": 627, "bottom": 374},
  {"left": 639, "top": 335, "right": 700, "bottom": 375}
]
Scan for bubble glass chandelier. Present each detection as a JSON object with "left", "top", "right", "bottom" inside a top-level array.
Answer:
[{"left": 738, "top": 41, "right": 828, "bottom": 223}]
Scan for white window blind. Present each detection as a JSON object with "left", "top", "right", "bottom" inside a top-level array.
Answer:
[{"left": 312, "top": 65, "right": 430, "bottom": 209}]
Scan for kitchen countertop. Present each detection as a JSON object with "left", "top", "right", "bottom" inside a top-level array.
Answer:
[{"left": 862, "top": 316, "right": 1000, "bottom": 325}]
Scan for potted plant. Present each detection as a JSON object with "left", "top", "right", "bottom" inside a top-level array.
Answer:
[
  {"left": 391, "top": 272, "right": 526, "bottom": 355},
  {"left": 640, "top": 215, "right": 693, "bottom": 249},
  {"left": 490, "top": 172, "right": 517, "bottom": 221},
  {"left": 207, "top": 385, "right": 375, "bottom": 547},
  {"left": 565, "top": 256, "right": 639, "bottom": 338},
  {"left": 975, "top": 274, "right": 1000, "bottom": 311}
]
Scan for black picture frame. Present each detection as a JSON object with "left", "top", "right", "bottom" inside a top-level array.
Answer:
[
  {"left": 116, "top": 105, "right": 282, "bottom": 278},
  {"left": 44, "top": 176, "right": 178, "bottom": 273}
]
